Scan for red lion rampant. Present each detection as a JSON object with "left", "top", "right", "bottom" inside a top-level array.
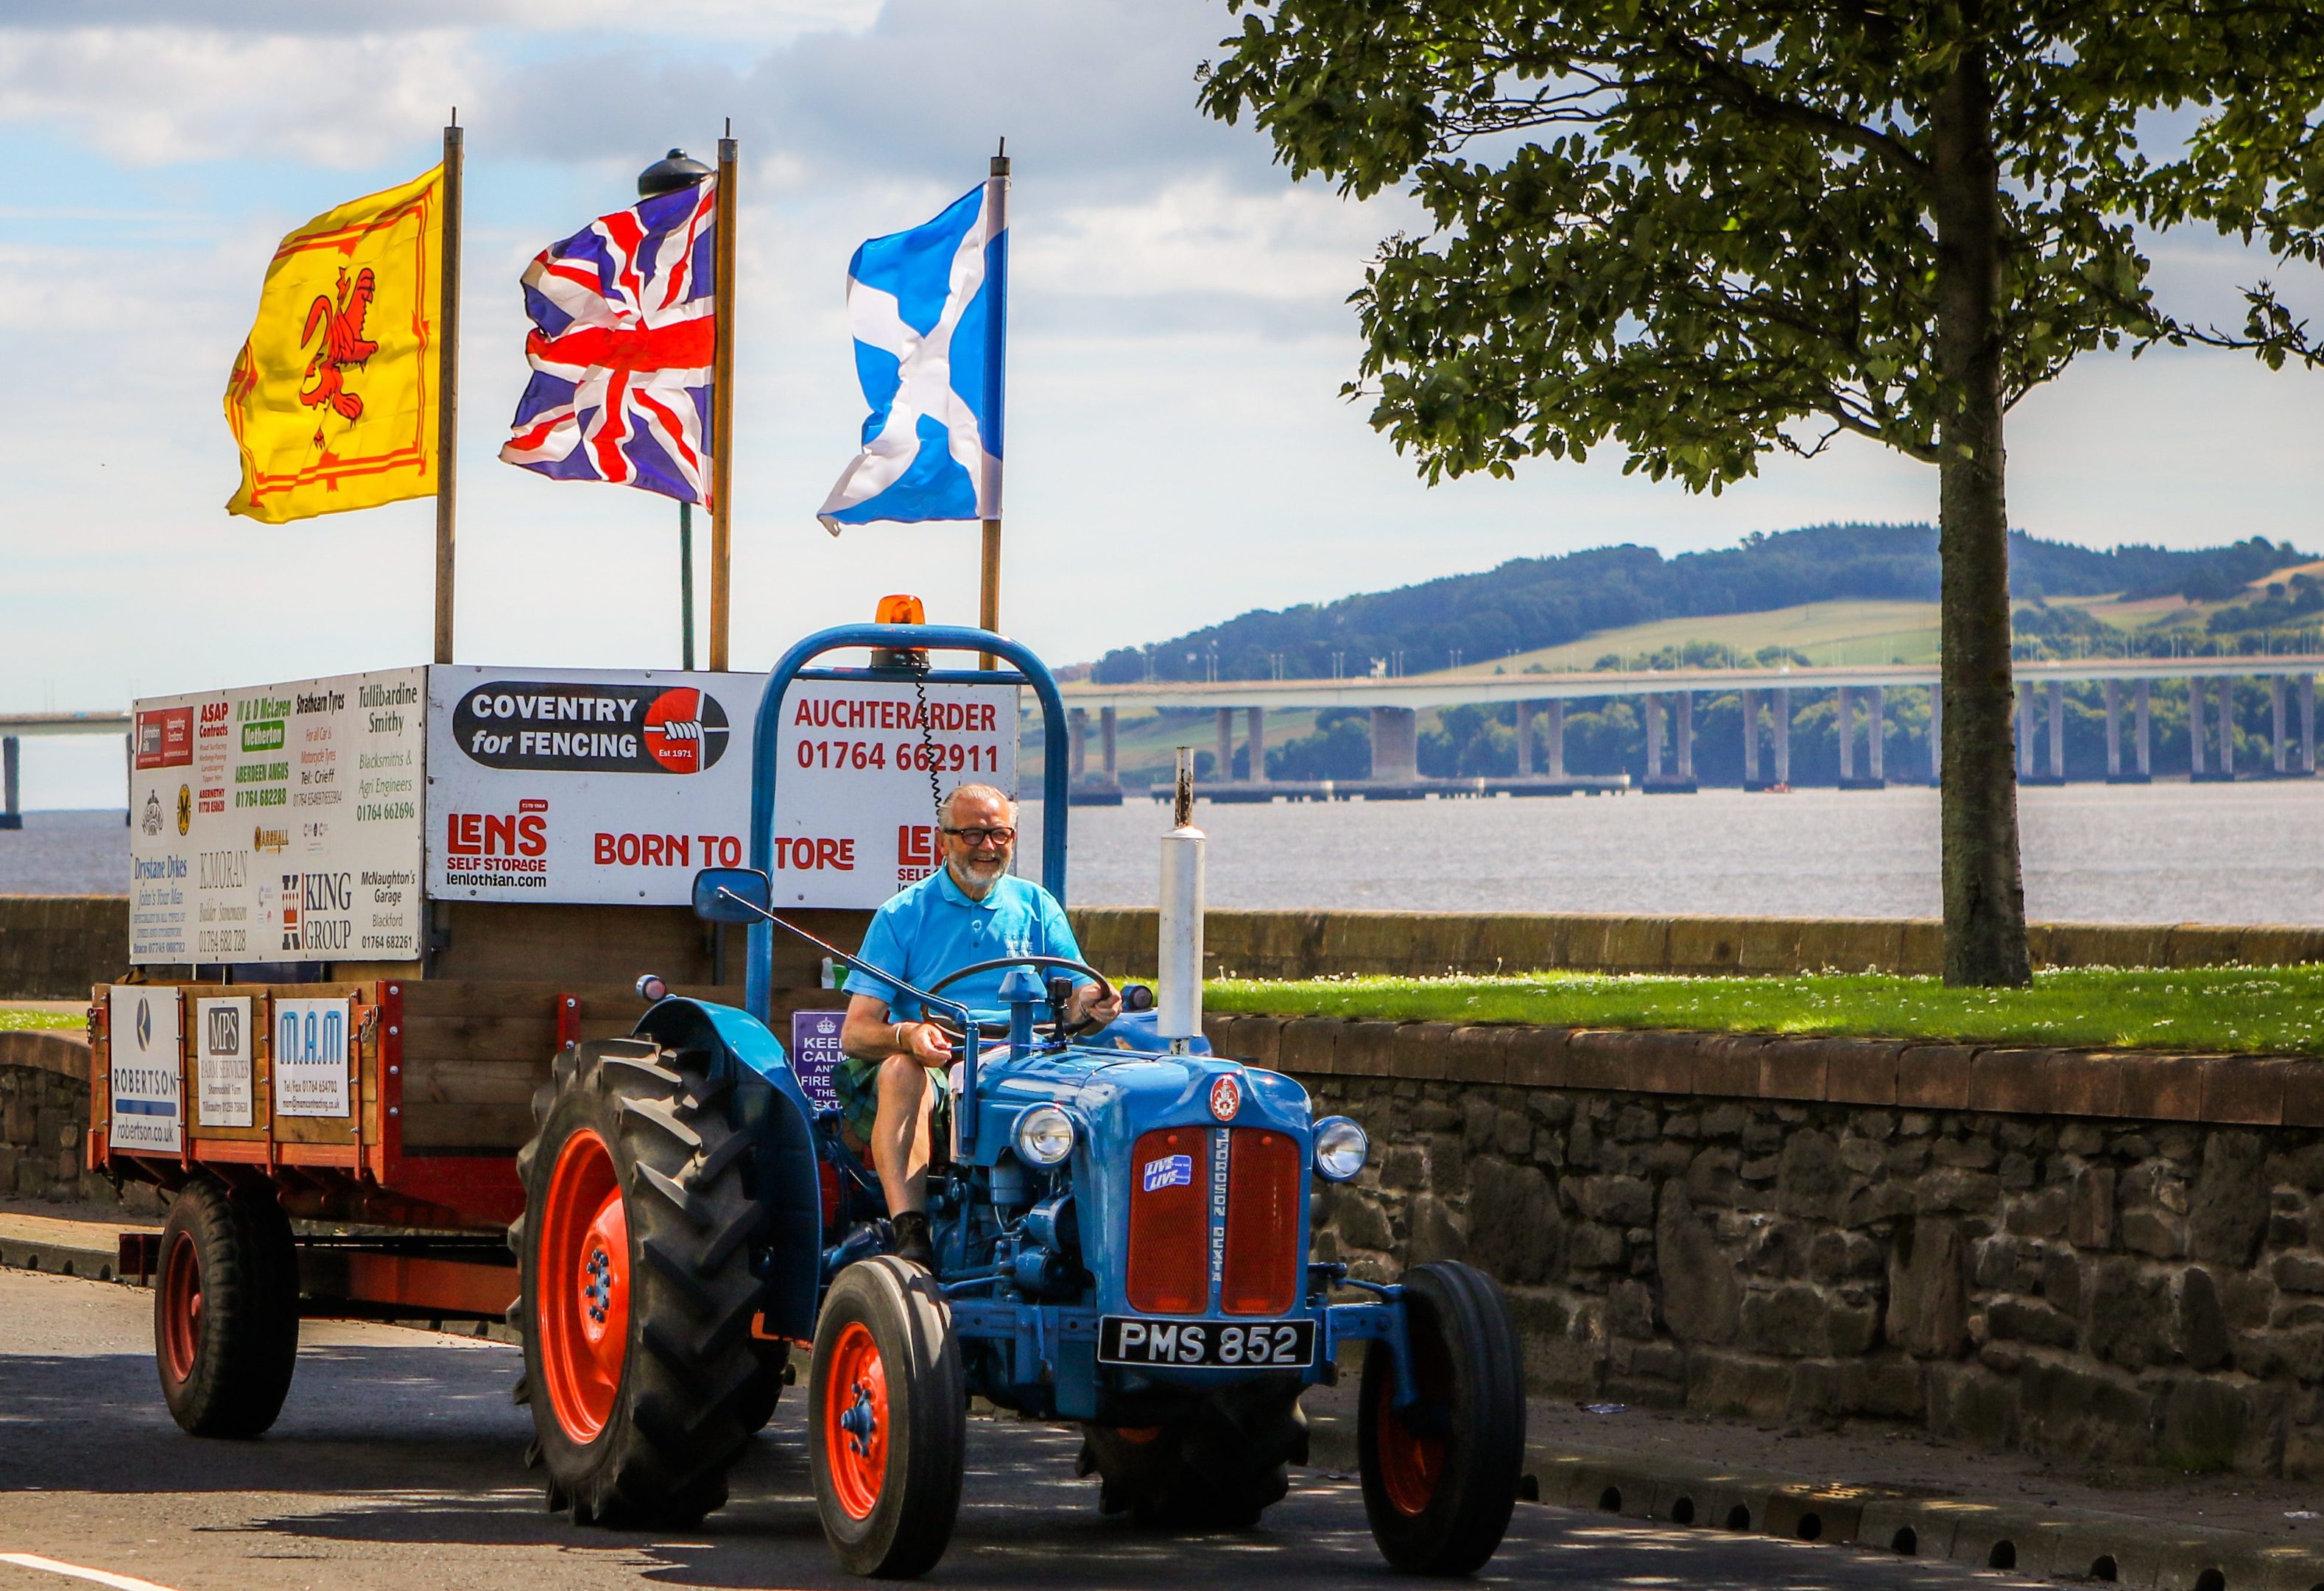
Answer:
[{"left": 299, "top": 265, "right": 378, "bottom": 425}]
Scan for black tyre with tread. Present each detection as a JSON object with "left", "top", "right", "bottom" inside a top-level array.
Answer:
[
  {"left": 808, "top": 1255, "right": 966, "bottom": 1577},
  {"left": 1358, "top": 1260, "right": 1526, "bottom": 1574},
  {"left": 510, "top": 1036, "right": 777, "bottom": 1527},
  {"left": 155, "top": 1176, "right": 300, "bottom": 1439},
  {"left": 1078, "top": 1378, "right": 1306, "bottom": 1528}
]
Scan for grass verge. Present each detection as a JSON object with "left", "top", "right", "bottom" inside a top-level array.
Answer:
[
  {"left": 0, "top": 1008, "right": 84, "bottom": 1032},
  {"left": 1206, "top": 966, "right": 2324, "bottom": 1056}
]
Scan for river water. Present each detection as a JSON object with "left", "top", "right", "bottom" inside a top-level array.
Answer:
[{"left": 10, "top": 782, "right": 2323, "bottom": 924}]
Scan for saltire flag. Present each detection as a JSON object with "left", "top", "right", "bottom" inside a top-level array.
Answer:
[
  {"left": 817, "top": 174, "right": 1007, "bottom": 533},
  {"left": 500, "top": 179, "right": 716, "bottom": 503},
  {"left": 223, "top": 166, "right": 445, "bottom": 523}
]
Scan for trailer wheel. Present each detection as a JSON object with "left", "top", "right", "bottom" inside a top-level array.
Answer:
[
  {"left": 155, "top": 1176, "right": 300, "bottom": 1439},
  {"left": 809, "top": 1256, "right": 965, "bottom": 1577},
  {"left": 1359, "top": 1261, "right": 1526, "bottom": 1575},
  {"left": 510, "top": 1037, "right": 776, "bottom": 1528},
  {"left": 1080, "top": 1378, "right": 1305, "bottom": 1528}
]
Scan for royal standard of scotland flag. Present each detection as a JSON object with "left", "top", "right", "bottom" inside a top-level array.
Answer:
[
  {"left": 500, "top": 179, "right": 717, "bottom": 504},
  {"left": 817, "top": 175, "right": 1007, "bottom": 533}
]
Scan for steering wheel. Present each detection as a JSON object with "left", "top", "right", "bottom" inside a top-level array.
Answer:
[{"left": 923, "top": 955, "right": 1117, "bottom": 1040}]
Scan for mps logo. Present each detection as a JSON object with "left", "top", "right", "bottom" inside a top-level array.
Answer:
[
  {"left": 205, "top": 1002, "right": 241, "bottom": 1056},
  {"left": 1208, "top": 1075, "right": 1242, "bottom": 1122},
  {"left": 1142, "top": 1153, "right": 1194, "bottom": 1193}
]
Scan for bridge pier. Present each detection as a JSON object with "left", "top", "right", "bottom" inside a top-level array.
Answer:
[
  {"left": 2104, "top": 680, "right": 2121, "bottom": 779},
  {"left": 2135, "top": 679, "right": 2152, "bottom": 779},
  {"left": 1773, "top": 688, "right": 1792, "bottom": 786},
  {"left": 2191, "top": 678, "right": 2208, "bottom": 778},
  {"left": 2015, "top": 683, "right": 2035, "bottom": 779},
  {"left": 2275, "top": 675, "right": 2289, "bottom": 774},
  {"left": 1, "top": 736, "right": 19, "bottom": 831},
  {"left": 1370, "top": 706, "right": 1419, "bottom": 784},
  {"left": 1543, "top": 700, "right": 1566, "bottom": 780},
  {"left": 1644, "top": 694, "right": 1664, "bottom": 782},
  {"left": 1837, "top": 686, "right": 1856, "bottom": 782},
  {"left": 1675, "top": 691, "right": 1694, "bottom": 782},
  {"left": 2046, "top": 678, "right": 2065, "bottom": 782},
  {"left": 1246, "top": 706, "right": 1267, "bottom": 784},
  {"left": 2304, "top": 675, "right": 2317, "bottom": 774},
  {"left": 1515, "top": 701, "right": 1535, "bottom": 776},
  {"left": 1069, "top": 707, "right": 1089, "bottom": 780},
  {"left": 1216, "top": 708, "right": 1234, "bottom": 783},
  {"left": 1742, "top": 689, "right": 1761, "bottom": 787},
  {"left": 1869, "top": 685, "right": 1886, "bottom": 782},
  {"left": 1927, "top": 684, "right": 1942, "bottom": 784},
  {"left": 2221, "top": 678, "right": 2236, "bottom": 777},
  {"left": 1101, "top": 706, "right": 1119, "bottom": 784}
]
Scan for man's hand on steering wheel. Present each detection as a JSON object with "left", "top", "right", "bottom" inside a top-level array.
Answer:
[{"left": 1063, "top": 979, "right": 1122, "bottom": 1034}]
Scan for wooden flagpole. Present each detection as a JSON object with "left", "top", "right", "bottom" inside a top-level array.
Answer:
[
  {"left": 708, "top": 125, "right": 737, "bottom": 672},
  {"left": 434, "top": 116, "right": 463, "bottom": 665},
  {"left": 979, "top": 143, "right": 1010, "bottom": 667}
]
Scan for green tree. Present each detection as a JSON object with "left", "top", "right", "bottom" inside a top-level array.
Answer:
[{"left": 1197, "top": 0, "right": 2324, "bottom": 983}]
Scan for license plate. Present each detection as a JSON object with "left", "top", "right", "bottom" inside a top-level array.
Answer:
[{"left": 1097, "top": 1316, "right": 1316, "bottom": 1369}]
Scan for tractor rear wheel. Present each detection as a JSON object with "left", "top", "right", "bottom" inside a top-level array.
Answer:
[
  {"left": 1358, "top": 1261, "right": 1525, "bottom": 1574},
  {"left": 155, "top": 1176, "right": 300, "bottom": 1438},
  {"left": 1079, "top": 1379, "right": 1306, "bottom": 1528},
  {"left": 808, "top": 1256, "right": 965, "bottom": 1577},
  {"left": 510, "top": 1037, "right": 776, "bottom": 1528}
]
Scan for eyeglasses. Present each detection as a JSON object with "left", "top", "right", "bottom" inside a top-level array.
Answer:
[{"left": 942, "top": 826, "right": 1016, "bottom": 846}]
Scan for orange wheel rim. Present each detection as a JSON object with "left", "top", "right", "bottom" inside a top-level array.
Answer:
[
  {"left": 1375, "top": 1324, "right": 1452, "bottom": 1518},
  {"left": 160, "top": 1229, "right": 202, "bottom": 1385},
  {"left": 823, "top": 1320, "right": 889, "bottom": 1520},
  {"left": 538, "top": 1128, "right": 629, "bottom": 1443}
]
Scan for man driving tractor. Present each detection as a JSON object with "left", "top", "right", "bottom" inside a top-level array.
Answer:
[{"left": 837, "top": 782, "right": 1121, "bottom": 1263}]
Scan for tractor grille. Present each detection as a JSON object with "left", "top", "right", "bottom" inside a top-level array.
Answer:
[
  {"left": 1221, "top": 1129, "right": 1301, "bottom": 1315},
  {"left": 1126, "top": 1127, "right": 1210, "bottom": 1313},
  {"left": 1125, "top": 1126, "right": 1303, "bottom": 1318}
]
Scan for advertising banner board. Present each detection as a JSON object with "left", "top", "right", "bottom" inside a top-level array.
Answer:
[
  {"left": 767, "top": 678, "right": 1019, "bottom": 910},
  {"left": 129, "top": 667, "right": 426, "bottom": 965},
  {"left": 193, "top": 994, "right": 255, "bottom": 1128},
  {"left": 425, "top": 667, "right": 768, "bottom": 906},
  {"left": 273, "top": 995, "right": 353, "bottom": 1118},
  {"left": 107, "top": 986, "right": 183, "bottom": 1153}
]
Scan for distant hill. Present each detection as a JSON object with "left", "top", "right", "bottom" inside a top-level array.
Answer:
[{"left": 1091, "top": 524, "right": 2309, "bottom": 684}]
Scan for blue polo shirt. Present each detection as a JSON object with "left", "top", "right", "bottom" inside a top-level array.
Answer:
[{"left": 845, "top": 868, "right": 1088, "bottom": 1024}]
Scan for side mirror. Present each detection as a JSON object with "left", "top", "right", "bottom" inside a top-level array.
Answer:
[{"left": 692, "top": 867, "right": 772, "bottom": 923}]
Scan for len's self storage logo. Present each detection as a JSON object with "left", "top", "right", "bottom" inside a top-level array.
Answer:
[{"left": 454, "top": 683, "right": 730, "bottom": 775}]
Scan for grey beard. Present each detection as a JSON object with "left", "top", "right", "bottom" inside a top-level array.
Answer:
[{"left": 947, "top": 854, "right": 1007, "bottom": 899}]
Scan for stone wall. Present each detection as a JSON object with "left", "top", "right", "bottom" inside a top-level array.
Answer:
[
  {"left": 0, "top": 896, "right": 127, "bottom": 997},
  {"left": 1077, "top": 907, "right": 2324, "bottom": 980},
  {"left": 0, "top": 1029, "right": 150, "bottom": 1206},
  {"left": 1214, "top": 1014, "right": 2324, "bottom": 1478}
]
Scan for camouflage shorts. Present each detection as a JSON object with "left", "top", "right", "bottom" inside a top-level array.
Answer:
[{"left": 831, "top": 1052, "right": 950, "bottom": 1150}]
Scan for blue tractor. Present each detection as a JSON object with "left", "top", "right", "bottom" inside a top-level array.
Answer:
[{"left": 508, "top": 624, "right": 1527, "bottom": 1576}]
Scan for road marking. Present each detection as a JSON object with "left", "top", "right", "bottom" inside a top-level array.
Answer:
[{"left": 0, "top": 1554, "right": 183, "bottom": 1591}]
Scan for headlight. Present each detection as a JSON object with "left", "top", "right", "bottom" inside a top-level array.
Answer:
[
  {"left": 1014, "top": 1104, "right": 1076, "bottom": 1167},
  {"left": 1313, "top": 1117, "right": 1369, "bottom": 1182}
]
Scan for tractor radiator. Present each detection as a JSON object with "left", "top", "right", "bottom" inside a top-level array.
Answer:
[{"left": 1125, "top": 1126, "right": 1301, "bottom": 1316}]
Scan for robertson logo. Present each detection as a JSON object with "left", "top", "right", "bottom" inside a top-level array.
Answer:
[{"left": 454, "top": 682, "right": 730, "bottom": 774}]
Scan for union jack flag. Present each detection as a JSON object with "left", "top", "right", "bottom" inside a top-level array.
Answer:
[{"left": 500, "top": 179, "right": 716, "bottom": 503}]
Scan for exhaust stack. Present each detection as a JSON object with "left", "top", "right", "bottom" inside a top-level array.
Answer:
[{"left": 1158, "top": 747, "right": 1205, "bottom": 1050}]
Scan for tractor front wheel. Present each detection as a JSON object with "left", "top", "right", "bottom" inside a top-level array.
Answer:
[
  {"left": 808, "top": 1255, "right": 965, "bottom": 1577},
  {"left": 511, "top": 1037, "right": 776, "bottom": 1527},
  {"left": 1358, "top": 1261, "right": 1526, "bottom": 1574},
  {"left": 154, "top": 1176, "right": 300, "bottom": 1438}
]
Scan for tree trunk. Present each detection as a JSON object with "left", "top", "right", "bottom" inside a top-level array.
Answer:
[{"left": 1932, "top": 37, "right": 2032, "bottom": 987}]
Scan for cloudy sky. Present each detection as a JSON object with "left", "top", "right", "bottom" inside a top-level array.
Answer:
[{"left": 5, "top": 0, "right": 2323, "bottom": 805}]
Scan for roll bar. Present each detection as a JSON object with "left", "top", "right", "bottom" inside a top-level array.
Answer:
[{"left": 742, "top": 623, "right": 1072, "bottom": 1024}]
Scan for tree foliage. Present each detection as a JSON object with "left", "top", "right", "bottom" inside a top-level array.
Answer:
[{"left": 1196, "top": 0, "right": 2324, "bottom": 490}]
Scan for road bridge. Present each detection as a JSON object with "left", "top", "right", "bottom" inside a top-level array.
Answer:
[
  {"left": 1056, "top": 656, "right": 2324, "bottom": 798},
  {"left": 0, "top": 712, "right": 130, "bottom": 829}
]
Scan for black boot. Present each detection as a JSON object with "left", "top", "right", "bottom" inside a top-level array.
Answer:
[{"left": 890, "top": 1209, "right": 934, "bottom": 1268}]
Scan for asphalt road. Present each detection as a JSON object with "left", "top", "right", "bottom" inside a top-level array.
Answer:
[{"left": 0, "top": 1268, "right": 2040, "bottom": 1591}]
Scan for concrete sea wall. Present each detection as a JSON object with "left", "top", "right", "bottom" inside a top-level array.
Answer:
[
  {"left": 10, "top": 896, "right": 2324, "bottom": 995},
  {"left": 1227, "top": 1014, "right": 2324, "bottom": 1478}
]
